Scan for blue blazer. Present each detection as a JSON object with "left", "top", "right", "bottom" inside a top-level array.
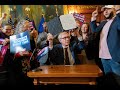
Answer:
[
  {"left": 90, "top": 13, "right": 120, "bottom": 62},
  {"left": 48, "top": 40, "right": 84, "bottom": 65}
]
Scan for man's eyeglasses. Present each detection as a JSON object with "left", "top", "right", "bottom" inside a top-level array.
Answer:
[{"left": 60, "top": 36, "right": 70, "bottom": 40}]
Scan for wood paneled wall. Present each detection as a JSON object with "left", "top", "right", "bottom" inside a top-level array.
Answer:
[{"left": 63, "top": 5, "right": 104, "bottom": 23}]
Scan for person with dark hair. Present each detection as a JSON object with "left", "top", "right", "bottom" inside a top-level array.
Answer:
[
  {"left": 90, "top": 5, "right": 120, "bottom": 88},
  {"left": 80, "top": 22, "right": 104, "bottom": 72},
  {"left": 79, "top": 22, "right": 92, "bottom": 64},
  {"left": 0, "top": 24, "right": 16, "bottom": 88},
  {"left": 0, "top": 13, "right": 7, "bottom": 28},
  {"left": 37, "top": 22, "right": 48, "bottom": 49}
]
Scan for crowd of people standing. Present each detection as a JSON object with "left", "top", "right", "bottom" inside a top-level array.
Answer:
[{"left": 0, "top": 5, "right": 120, "bottom": 90}]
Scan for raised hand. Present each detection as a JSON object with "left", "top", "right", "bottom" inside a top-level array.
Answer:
[{"left": 92, "top": 6, "right": 99, "bottom": 18}]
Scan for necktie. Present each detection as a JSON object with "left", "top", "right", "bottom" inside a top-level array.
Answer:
[{"left": 64, "top": 48, "right": 70, "bottom": 65}]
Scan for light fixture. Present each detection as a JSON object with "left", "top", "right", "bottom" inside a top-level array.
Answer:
[
  {"left": 25, "top": 7, "right": 30, "bottom": 12},
  {"left": 8, "top": 8, "right": 13, "bottom": 12}
]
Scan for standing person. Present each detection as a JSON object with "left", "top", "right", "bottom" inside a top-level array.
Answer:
[
  {"left": 0, "top": 24, "right": 16, "bottom": 88},
  {"left": 90, "top": 5, "right": 120, "bottom": 88},
  {"left": 80, "top": 23, "right": 90, "bottom": 46},
  {"left": 13, "top": 19, "right": 39, "bottom": 90},
  {"left": 80, "top": 22, "right": 103, "bottom": 71},
  {"left": 110, "top": 5, "right": 120, "bottom": 88},
  {"left": 69, "top": 28, "right": 83, "bottom": 54}
]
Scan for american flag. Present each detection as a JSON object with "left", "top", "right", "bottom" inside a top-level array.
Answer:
[{"left": 73, "top": 13, "right": 85, "bottom": 23}]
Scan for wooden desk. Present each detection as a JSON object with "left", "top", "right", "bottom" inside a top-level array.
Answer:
[{"left": 27, "top": 65, "right": 103, "bottom": 85}]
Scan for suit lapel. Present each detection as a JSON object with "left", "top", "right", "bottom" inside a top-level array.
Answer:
[
  {"left": 59, "top": 44, "right": 64, "bottom": 63},
  {"left": 106, "top": 17, "right": 117, "bottom": 36},
  {"left": 98, "top": 20, "right": 108, "bottom": 31}
]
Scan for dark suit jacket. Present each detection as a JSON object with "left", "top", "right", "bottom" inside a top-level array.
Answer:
[
  {"left": 90, "top": 13, "right": 120, "bottom": 62},
  {"left": 48, "top": 41, "right": 84, "bottom": 65}
]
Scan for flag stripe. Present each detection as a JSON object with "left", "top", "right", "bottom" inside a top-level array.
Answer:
[{"left": 73, "top": 13, "right": 85, "bottom": 23}]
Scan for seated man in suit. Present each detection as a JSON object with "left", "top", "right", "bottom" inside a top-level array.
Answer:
[{"left": 47, "top": 31, "right": 84, "bottom": 65}]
